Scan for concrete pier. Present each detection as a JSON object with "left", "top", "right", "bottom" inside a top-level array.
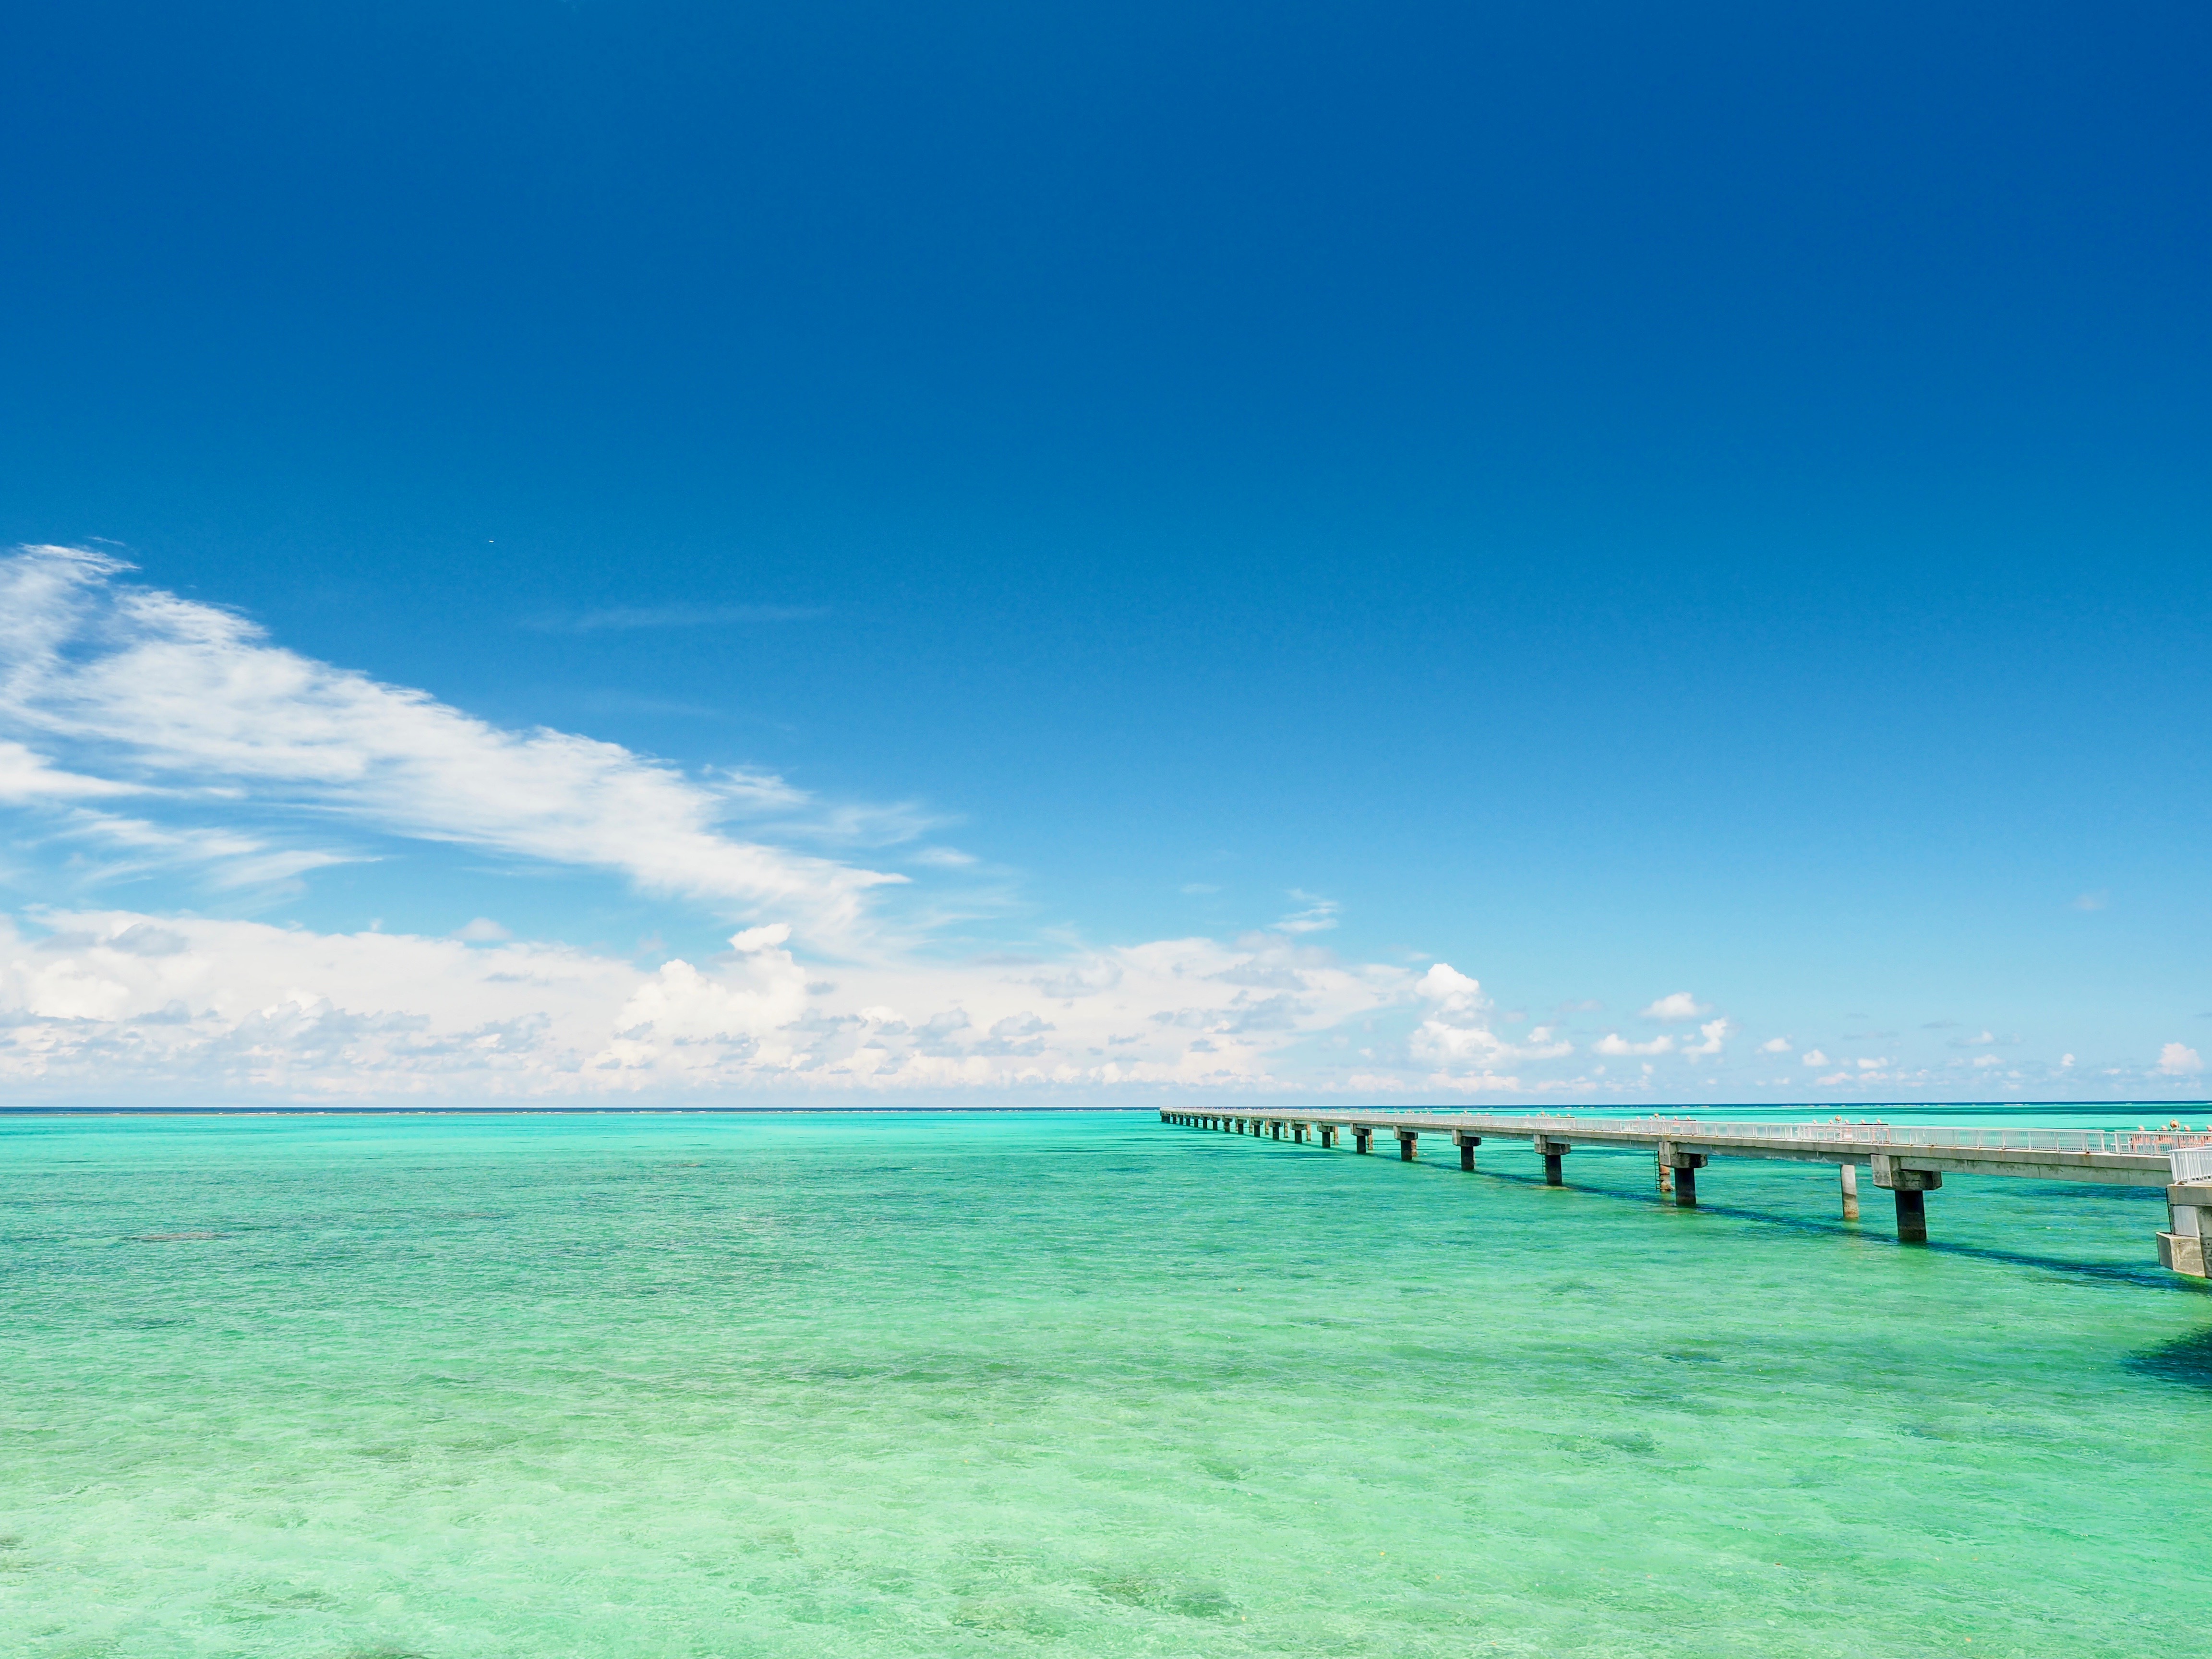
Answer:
[{"left": 1158, "top": 1106, "right": 2211, "bottom": 1271}]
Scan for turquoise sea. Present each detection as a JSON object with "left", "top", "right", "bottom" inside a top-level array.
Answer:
[{"left": 5, "top": 1107, "right": 2211, "bottom": 1658}]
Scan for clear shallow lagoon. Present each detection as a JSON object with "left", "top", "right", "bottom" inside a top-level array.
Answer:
[{"left": 5, "top": 1108, "right": 2210, "bottom": 1659}]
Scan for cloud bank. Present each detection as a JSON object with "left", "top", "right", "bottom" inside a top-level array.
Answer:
[
  {"left": 0, "top": 549, "right": 2196, "bottom": 1106},
  {"left": 0, "top": 910, "right": 1419, "bottom": 1100}
]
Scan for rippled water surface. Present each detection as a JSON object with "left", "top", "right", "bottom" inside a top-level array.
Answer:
[{"left": 5, "top": 1109, "right": 2211, "bottom": 1658}]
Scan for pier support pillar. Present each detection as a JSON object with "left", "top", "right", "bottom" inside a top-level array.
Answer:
[
  {"left": 1893, "top": 1188, "right": 1927, "bottom": 1242},
  {"left": 1839, "top": 1162, "right": 1860, "bottom": 1221},
  {"left": 1318, "top": 1125, "right": 1336, "bottom": 1148},
  {"left": 1871, "top": 1155, "right": 1941, "bottom": 1242},
  {"left": 1532, "top": 1134, "right": 1570, "bottom": 1185},
  {"left": 1269, "top": 1121, "right": 1281, "bottom": 1140},
  {"left": 1454, "top": 1131, "right": 1482, "bottom": 1171},
  {"left": 1657, "top": 1142, "right": 1707, "bottom": 1207},
  {"left": 2158, "top": 1183, "right": 2212, "bottom": 1277},
  {"left": 1352, "top": 1127, "right": 1372, "bottom": 1154},
  {"left": 1656, "top": 1154, "right": 1672, "bottom": 1195},
  {"left": 1398, "top": 1130, "right": 1419, "bottom": 1162}
]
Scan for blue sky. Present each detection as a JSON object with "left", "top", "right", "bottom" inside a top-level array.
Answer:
[{"left": 1, "top": 1, "right": 2207, "bottom": 1104}]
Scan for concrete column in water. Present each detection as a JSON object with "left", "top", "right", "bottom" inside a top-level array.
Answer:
[
  {"left": 1318, "top": 1124, "right": 1336, "bottom": 1148},
  {"left": 1531, "top": 1133, "right": 1570, "bottom": 1185},
  {"left": 1870, "top": 1154, "right": 1941, "bottom": 1243},
  {"left": 1453, "top": 1130, "right": 1482, "bottom": 1171},
  {"left": 1397, "top": 1130, "right": 1419, "bottom": 1161},
  {"left": 1352, "top": 1126, "right": 1373, "bottom": 1154},
  {"left": 2157, "top": 1182, "right": 2212, "bottom": 1277},
  {"left": 1655, "top": 1152, "right": 1672, "bottom": 1195},
  {"left": 1839, "top": 1162, "right": 1861, "bottom": 1221},
  {"left": 1657, "top": 1141, "right": 1707, "bottom": 1207}
]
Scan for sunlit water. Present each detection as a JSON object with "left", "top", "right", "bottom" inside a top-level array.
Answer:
[{"left": 5, "top": 1108, "right": 2210, "bottom": 1658}]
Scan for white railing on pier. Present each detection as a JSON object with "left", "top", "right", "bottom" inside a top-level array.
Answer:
[
  {"left": 1299, "top": 1110, "right": 2212, "bottom": 1158},
  {"left": 2171, "top": 1145, "right": 2212, "bottom": 1183}
]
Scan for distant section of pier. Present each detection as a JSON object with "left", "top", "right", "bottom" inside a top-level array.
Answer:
[{"left": 1160, "top": 1108, "right": 2212, "bottom": 1277}]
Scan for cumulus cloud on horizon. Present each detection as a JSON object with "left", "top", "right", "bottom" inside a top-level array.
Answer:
[{"left": 0, "top": 907, "right": 1424, "bottom": 1100}]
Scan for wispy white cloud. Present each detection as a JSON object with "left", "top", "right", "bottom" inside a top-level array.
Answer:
[
  {"left": 526, "top": 603, "right": 829, "bottom": 632},
  {"left": 0, "top": 547, "right": 900, "bottom": 941},
  {"left": 1759, "top": 1035, "right": 1791, "bottom": 1053},
  {"left": 907, "top": 847, "right": 978, "bottom": 869},
  {"left": 1595, "top": 1032, "right": 1674, "bottom": 1057},
  {"left": 1801, "top": 1048, "right": 1829, "bottom": 1066},
  {"left": 0, "top": 739, "right": 143, "bottom": 802},
  {"left": 1639, "top": 990, "right": 1710, "bottom": 1022},
  {"left": 1273, "top": 891, "right": 1339, "bottom": 934}
]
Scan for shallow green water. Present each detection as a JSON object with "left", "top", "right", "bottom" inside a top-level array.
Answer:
[{"left": 5, "top": 1109, "right": 2210, "bottom": 1659}]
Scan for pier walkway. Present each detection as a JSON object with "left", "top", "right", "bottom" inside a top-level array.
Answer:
[{"left": 1160, "top": 1108, "right": 2212, "bottom": 1274}]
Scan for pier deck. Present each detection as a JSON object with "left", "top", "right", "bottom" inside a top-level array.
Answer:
[{"left": 1160, "top": 1108, "right": 2212, "bottom": 1272}]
